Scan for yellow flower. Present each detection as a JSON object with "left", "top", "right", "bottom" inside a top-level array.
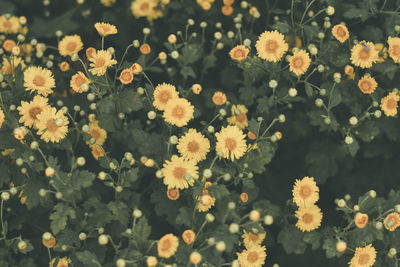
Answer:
[
  {"left": 161, "top": 155, "right": 199, "bottom": 189},
  {"left": 91, "top": 144, "right": 105, "bottom": 160},
  {"left": 242, "top": 229, "right": 266, "bottom": 249},
  {"left": 292, "top": 176, "right": 319, "bottom": 207},
  {"left": 0, "top": 108, "right": 4, "bottom": 128},
  {"left": 196, "top": 190, "right": 216, "bottom": 212},
  {"left": 215, "top": 125, "right": 247, "bottom": 161},
  {"left": 332, "top": 24, "right": 349, "bottom": 43},
  {"left": 94, "top": 22, "right": 118, "bottom": 36},
  {"left": 354, "top": 213, "right": 369, "bottom": 229},
  {"left": 58, "top": 35, "right": 84, "bottom": 57},
  {"left": 384, "top": 212, "right": 400, "bottom": 231},
  {"left": 50, "top": 256, "right": 69, "bottom": 267},
  {"left": 100, "top": 0, "right": 116, "bottom": 6},
  {"left": 229, "top": 45, "right": 250, "bottom": 62},
  {"left": 380, "top": 92, "right": 400, "bottom": 117},
  {"left": 349, "top": 244, "right": 377, "bottom": 267},
  {"left": 23, "top": 66, "right": 55, "bottom": 96},
  {"left": 17, "top": 95, "right": 50, "bottom": 128},
  {"left": 157, "top": 233, "right": 179, "bottom": 258},
  {"left": 289, "top": 50, "right": 311, "bottom": 76},
  {"left": 212, "top": 91, "right": 227, "bottom": 106},
  {"left": 167, "top": 188, "right": 180, "bottom": 200},
  {"left": 1, "top": 56, "right": 25, "bottom": 76},
  {"left": 163, "top": 98, "right": 194, "bottom": 127},
  {"left": 130, "top": 0, "right": 163, "bottom": 21},
  {"left": 388, "top": 36, "right": 400, "bottom": 63},
  {"left": 177, "top": 128, "right": 210, "bottom": 163},
  {"left": 358, "top": 75, "right": 377, "bottom": 94},
  {"left": 295, "top": 205, "right": 323, "bottom": 232},
  {"left": 36, "top": 107, "right": 69, "bottom": 143},
  {"left": 153, "top": 83, "right": 179, "bottom": 110},
  {"left": 255, "top": 30, "right": 288, "bottom": 62},
  {"left": 227, "top": 104, "right": 248, "bottom": 129},
  {"left": 3, "top": 39, "right": 16, "bottom": 52},
  {"left": 237, "top": 245, "right": 267, "bottom": 267},
  {"left": 70, "top": 71, "right": 90, "bottom": 93},
  {"left": 89, "top": 50, "right": 117, "bottom": 76},
  {"left": 119, "top": 69, "right": 134, "bottom": 85},
  {"left": 0, "top": 15, "right": 21, "bottom": 34},
  {"left": 350, "top": 41, "right": 379, "bottom": 69},
  {"left": 182, "top": 229, "right": 196, "bottom": 245},
  {"left": 88, "top": 119, "right": 107, "bottom": 145}
]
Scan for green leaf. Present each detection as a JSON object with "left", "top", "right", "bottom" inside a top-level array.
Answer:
[
  {"left": 135, "top": 217, "right": 151, "bottom": 241},
  {"left": 108, "top": 201, "right": 130, "bottom": 226},
  {"left": 343, "top": 8, "right": 370, "bottom": 22},
  {"left": 305, "top": 83, "right": 313, "bottom": 98},
  {"left": 180, "top": 66, "right": 196, "bottom": 79},
  {"left": 75, "top": 251, "right": 100, "bottom": 267},
  {"left": 50, "top": 203, "right": 76, "bottom": 234},
  {"left": 328, "top": 86, "right": 342, "bottom": 109},
  {"left": 176, "top": 207, "right": 192, "bottom": 227},
  {"left": 121, "top": 168, "right": 139, "bottom": 186},
  {"left": 277, "top": 225, "right": 307, "bottom": 254},
  {"left": 322, "top": 238, "right": 342, "bottom": 258},
  {"left": 118, "top": 89, "right": 143, "bottom": 113},
  {"left": 71, "top": 170, "right": 96, "bottom": 190}
]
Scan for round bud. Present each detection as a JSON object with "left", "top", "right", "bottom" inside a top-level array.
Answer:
[
  {"left": 394, "top": 204, "right": 400, "bottom": 213},
  {"left": 109, "top": 162, "right": 117, "bottom": 170},
  {"left": 326, "top": 6, "right": 335, "bottom": 15},
  {"left": 115, "top": 186, "right": 123, "bottom": 193},
  {"left": 388, "top": 248, "right": 397, "bottom": 258},
  {"left": 71, "top": 54, "right": 79, "bottom": 61},
  {"left": 1, "top": 192, "right": 10, "bottom": 201},
  {"left": 219, "top": 108, "right": 227, "bottom": 117},
  {"left": 223, "top": 173, "right": 231, "bottom": 181},
  {"left": 137, "top": 87, "right": 144, "bottom": 95},
  {"left": 81, "top": 83, "right": 89, "bottom": 92},
  {"left": 315, "top": 98, "right": 323, "bottom": 107},
  {"left": 98, "top": 234, "right": 108, "bottom": 245},
  {"left": 203, "top": 169, "right": 212, "bottom": 179},
  {"left": 76, "top": 157, "right": 86, "bottom": 166},
  {"left": 9, "top": 187, "right": 17, "bottom": 195},
  {"left": 278, "top": 114, "right": 286, "bottom": 123},
  {"left": 375, "top": 221, "right": 383, "bottom": 230},
  {"left": 87, "top": 93, "right": 95, "bottom": 101},
  {"left": 368, "top": 190, "right": 376, "bottom": 198},
  {"left": 118, "top": 112, "right": 125, "bottom": 120},
  {"left": 336, "top": 241, "right": 347, "bottom": 252},
  {"left": 116, "top": 259, "right": 126, "bottom": 267},
  {"left": 349, "top": 116, "right": 358, "bottom": 125},
  {"left": 156, "top": 170, "right": 163, "bottom": 178},
  {"left": 79, "top": 232, "right": 87, "bottom": 240},
  {"left": 269, "top": 80, "right": 278, "bottom": 89},
  {"left": 39, "top": 189, "right": 47, "bottom": 197},
  {"left": 147, "top": 111, "right": 156, "bottom": 120},
  {"left": 353, "top": 205, "right": 360, "bottom": 212},
  {"left": 324, "top": 117, "right": 331, "bottom": 125},
  {"left": 133, "top": 208, "right": 143, "bottom": 218},
  {"left": 169, "top": 135, "right": 178, "bottom": 144},
  {"left": 205, "top": 213, "right": 215, "bottom": 223},
  {"left": 337, "top": 199, "right": 346, "bottom": 208},
  {"left": 124, "top": 152, "right": 133, "bottom": 161},
  {"left": 216, "top": 241, "right": 226, "bottom": 252},
  {"left": 16, "top": 158, "right": 24, "bottom": 166},
  {"left": 82, "top": 125, "right": 89, "bottom": 132},
  {"left": 45, "top": 167, "right": 55, "bottom": 177},
  {"left": 374, "top": 110, "right": 382, "bottom": 118},
  {"left": 146, "top": 256, "right": 158, "bottom": 267},
  {"left": 263, "top": 215, "right": 274, "bottom": 225},
  {"left": 171, "top": 51, "right": 179, "bottom": 59},
  {"left": 55, "top": 192, "right": 63, "bottom": 199},
  {"left": 207, "top": 126, "right": 215, "bottom": 133},
  {"left": 229, "top": 223, "right": 239, "bottom": 234},
  {"left": 98, "top": 171, "right": 106, "bottom": 180},
  {"left": 228, "top": 202, "right": 236, "bottom": 210},
  {"left": 18, "top": 240, "right": 27, "bottom": 251},
  {"left": 207, "top": 237, "right": 216, "bottom": 246},
  {"left": 42, "top": 232, "right": 52, "bottom": 241},
  {"left": 190, "top": 251, "right": 202, "bottom": 264},
  {"left": 249, "top": 210, "right": 260, "bottom": 221},
  {"left": 288, "top": 88, "right": 297, "bottom": 97},
  {"left": 345, "top": 136, "right": 353, "bottom": 145}
]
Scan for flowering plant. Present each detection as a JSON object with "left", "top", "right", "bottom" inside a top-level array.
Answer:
[{"left": 0, "top": 0, "right": 400, "bottom": 266}]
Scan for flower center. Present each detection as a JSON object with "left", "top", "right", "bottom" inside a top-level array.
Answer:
[
  {"left": 187, "top": 141, "right": 200, "bottom": 153},
  {"left": 160, "top": 239, "right": 171, "bottom": 251},
  {"left": 302, "top": 213, "right": 313, "bottom": 224},
  {"left": 167, "top": 189, "right": 179, "bottom": 199},
  {"left": 234, "top": 49, "right": 245, "bottom": 58},
  {"left": 247, "top": 251, "right": 259, "bottom": 263},
  {"left": 249, "top": 233, "right": 259, "bottom": 241},
  {"left": 293, "top": 57, "right": 304, "bottom": 68},
  {"left": 3, "top": 20, "right": 11, "bottom": 29},
  {"left": 90, "top": 129, "right": 101, "bottom": 140},
  {"left": 101, "top": 25, "right": 111, "bottom": 33},
  {"left": 66, "top": 41, "right": 77, "bottom": 52},
  {"left": 46, "top": 119, "right": 59, "bottom": 133},
  {"left": 140, "top": 2, "right": 150, "bottom": 11},
  {"left": 172, "top": 105, "right": 185, "bottom": 119},
  {"left": 95, "top": 57, "right": 106, "bottom": 68},
  {"left": 33, "top": 75, "right": 45, "bottom": 87},
  {"left": 75, "top": 76, "right": 86, "bottom": 87},
  {"left": 359, "top": 48, "right": 370, "bottom": 60},
  {"left": 358, "top": 253, "right": 370, "bottom": 265},
  {"left": 356, "top": 216, "right": 367, "bottom": 225},
  {"left": 29, "top": 106, "right": 43, "bottom": 120},
  {"left": 391, "top": 44, "right": 400, "bottom": 57},
  {"left": 225, "top": 137, "right": 237, "bottom": 151},
  {"left": 387, "top": 99, "right": 397, "bottom": 109},
  {"left": 299, "top": 186, "right": 311, "bottom": 198},
  {"left": 121, "top": 71, "right": 132, "bottom": 81},
  {"left": 265, "top": 40, "right": 278, "bottom": 53},
  {"left": 336, "top": 27, "right": 346, "bottom": 37},
  {"left": 236, "top": 113, "right": 246, "bottom": 123},
  {"left": 360, "top": 81, "right": 371, "bottom": 92},
  {"left": 159, "top": 91, "right": 171, "bottom": 103},
  {"left": 173, "top": 166, "right": 186, "bottom": 180}
]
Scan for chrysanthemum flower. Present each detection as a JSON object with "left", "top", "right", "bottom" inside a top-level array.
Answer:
[
  {"left": 161, "top": 155, "right": 199, "bottom": 189},
  {"left": 153, "top": 83, "right": 179, "bottom": 110},
  {"left": 2, "top": 56, "right": 25, "bottom": 76},
  {"left": 36, "top": 107, "right": 69, "bottom": 143},
  {"left": 295, "top": 205, "right": 323, "bottom": 232},
  {"left": 349, "top": 244, "right": 377, "bottom": 267},
  {"left": 215, "top": 125, "right": 247, "bottom": 161},
  {"left": 50, "top": 256, "right": 69, "bottom": 267},
  {"left": 130, "top": 0, "right": 163, "bottom": 21},
  {"left": 289, "top": 50, "right": 311, "bottom": 76},
  {"left": 89, "top": 50, "right": 117, "bottom": 76},
  {"left": 354, "top": 213, "right": 369, "bottom": 229},
  {"left": 23, "top": 66, "right": 55, "bottom": 96},
  {"left": 177, "top": 128, "right": 210, "bottom": 163},
  {"left": 388, "top": 36, "right": 400, "bottom": 63},
  {"left": 229, "top": 45, "right": 250, "bottom": 62},
  {"left": 140, "top": 44, "right": 151, "bottom": 55},
  {"left": 3, "top": 39, "right": 16, "bottom": 52},
  {"left": 101, "top": 0, "right": 116, "bottom": 6},
  {"left": 130, "top": 63, "right": 143, "bottom": 74},
  {"left": 58, "top": 35, "right": 84, "bottom": 57},
  {"left": 86, "top": 47, "right": 96, "bottom": 60},
  {"left": 212, "top": 91, "right": 227, "bottom": 106},
  {"left": 60, "top": 61, "right": 70, "bottom": 72},
  {"left": 255, "top": 30, "right": 288, "bottom": 62},
  {"left": 237, "top": 245, "right": 267, "bottom": 267},
  {"left": 119, "top": 69, "right": 134, "bottom": 85},
  {"left": 0, "top": 15, "right": 21, "bottom": 34},
  {"left": 384, "top": 212, "right": 400, "bottom": 231},
  {"left": 17, "top": 95, "right": 50, "bottom": 128},
  {"left": 196, "top": 190, "right": 216, "bottom": 212},
  {"left": 227, "top": 104, "right": 248, "bottom": 129},
  {"left": 182, "top": 229, "right": 196, "bottom": 245},
  {"left": 167, "top": 188, "right": 180, "bottom": 200},
  {"left": 350, "top": 41, "right": 379, "bottom": 69},
  {"left": 240, "top": 192, "right": 249, "bottom": 202},
  {"left": 88, "top": 119, "right": 107, "bottom": 145},
  {"left": 380, "top": 92, "right": 400, "bottom": 117},
  {"left": 292, "top": 176, "right": 319, "bottom": 207},
  {"left": 91, "top": 144, "right": 105, "bottom": 160},
  {"left": 332, "top": 24, "right": 349, "bottom": 43},
  {"left": 70, "top": 72, "right": 90, "bottom": 93},
  {"left": 94, "top": 22, "right": 118, "bottom": 36},
  {"left": 157, "top": 233, "right": 179, "bottom": 258},
  {"left": 163, "top": 98, "right": 194, "bottom": 127},
  {"left": 0, "top": 108, "right": 4, "bottom": 128},
  {"left": 358, "top": 76, "right": 377, "bottom": 94},
  {"left": 242, "top": 229, "right": 266, "bottom": 249}
]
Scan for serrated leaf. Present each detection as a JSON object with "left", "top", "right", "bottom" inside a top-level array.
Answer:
[
  {"left": 277, "top": 225, "right": 307, "bottom": 254},
  {"left": 76, "top": 251, "right": 100, "bottom": 267},
  {"left": 108, "top": 201, "right": 130, "bottom": 226},
  {"left": 50, "top": 203, "right": 76, "bottom": 234}
]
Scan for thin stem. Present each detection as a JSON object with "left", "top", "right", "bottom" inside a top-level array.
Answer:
[{"left": 0, "top": 200, "right": 6, "bottom": 240}]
